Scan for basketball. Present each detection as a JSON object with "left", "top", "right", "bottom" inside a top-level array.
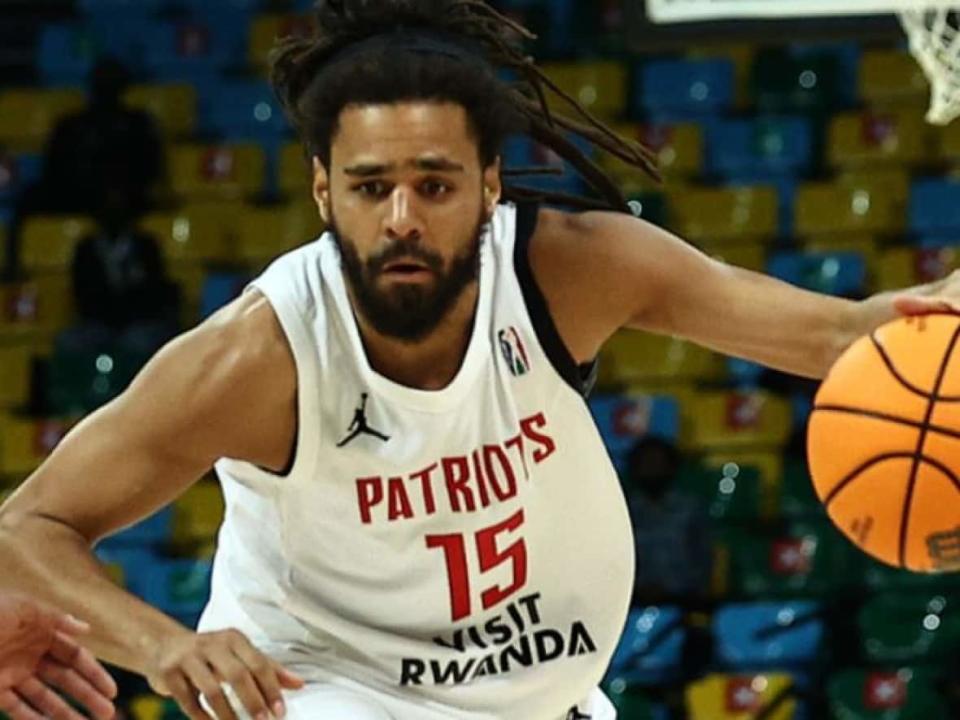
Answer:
[{"left": 808, "top": 314, "right": 960, "bottom": 573}]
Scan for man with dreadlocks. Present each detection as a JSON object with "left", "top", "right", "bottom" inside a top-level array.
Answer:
[{"left": 3, "top": 1, "right": 960, "bottom": 719}]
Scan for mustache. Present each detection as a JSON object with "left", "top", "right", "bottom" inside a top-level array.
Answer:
[{"left": 367, "top": 239, "right": 444, "bottom": 274}]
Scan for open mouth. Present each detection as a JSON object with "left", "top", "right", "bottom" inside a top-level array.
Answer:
[{"left": 382, "top": 259, "right": 432, "bottom": 277}]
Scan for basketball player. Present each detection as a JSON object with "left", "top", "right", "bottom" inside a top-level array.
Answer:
[
  {"left": 0, "top": 593, "right": 116, "bottom": 720},
  {"left": 0, "top": 2, "right": 957, "bottom": 719}
]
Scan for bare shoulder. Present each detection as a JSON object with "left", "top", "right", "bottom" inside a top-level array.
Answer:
[{"left": 527, "top": 207, "right": 652, "bottom": 363}]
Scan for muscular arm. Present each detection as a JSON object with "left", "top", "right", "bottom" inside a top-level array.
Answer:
[
  {"left": 532, "top": 209, "right": 903, "bottom": 379},
  {"left": 0, "top": 291, "right": 296, "bottom": 676}
]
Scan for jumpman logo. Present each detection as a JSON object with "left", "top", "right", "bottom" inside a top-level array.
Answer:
[
  {"left": 566, "top": 707, "right": 591, "bottom": 720},
  {"left": 337, "top": 393, "right": 390, "bottom": 447}
]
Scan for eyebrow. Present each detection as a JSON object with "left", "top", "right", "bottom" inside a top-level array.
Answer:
[{"left": 343, "top": 157, "right": 466, "bottom": 177}]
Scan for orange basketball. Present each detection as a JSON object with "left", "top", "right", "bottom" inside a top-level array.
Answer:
[{"left": 807, "top": 314, "right": 960, "bottom": 573}]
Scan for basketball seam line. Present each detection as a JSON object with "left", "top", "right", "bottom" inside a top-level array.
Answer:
[
  {"left": 822, "top": 452, "right": 934, "bottom": 506},
  {"left": 870, "top": 333, "right": 960, "bottom": 402},
  {"left": 900, "top": 324, "right": 960, "bottom": 567}
]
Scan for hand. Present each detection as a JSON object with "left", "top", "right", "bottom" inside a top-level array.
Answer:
[
  {"left": 0, "top": 593, "right": 117, "bottom": 720},
  {"left": 893, "top": 270, "right": 960, "bottom": 316},
  {"left": 149, "top": 629, "right": 305, "bottom": 720}
]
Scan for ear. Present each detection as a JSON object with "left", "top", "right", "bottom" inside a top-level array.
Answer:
[
  {"left": 483, "top": 157, "right": 503, "bottom": 218},
  {"left": 311, "top": 156, "right": 331, "bottom": 225}
]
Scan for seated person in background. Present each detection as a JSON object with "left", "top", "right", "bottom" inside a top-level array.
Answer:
[{"left": 625, "top": 437, "right": 714, "bottom": 607}]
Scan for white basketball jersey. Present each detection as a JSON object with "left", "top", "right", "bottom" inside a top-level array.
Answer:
[{"left": 199, "top": 202, "right": 635, "bottom": 720}]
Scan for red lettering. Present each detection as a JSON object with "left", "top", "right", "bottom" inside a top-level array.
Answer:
[
  {"left": 442, "top": 456, "right": 476, "bottom": 513},
  {"left": 504, "top": 433, "right": 528, "bottom": 480},
  {"left": 356, "top": 477, "right": 383, "bottom": 525},
  {"left": 471, "top": 450, "right": 492, "bottom": 509},
  {"left": 477, "top": 509, "right": 527, "bottom": 611},
  {"left": 425, "top": 532, "right": 471, "bottom": 621},
  {"left": 520, "top": 413, "right": 556, "bottom": 464},
  {"left": 483, "top": 444, "right": 518, "bottom": 502},
  {"left": 409, "top": 463, "right": 438, "bottom": 515},
  {"left": 387, "top": 476, "right": 414, "bottom": 521}
]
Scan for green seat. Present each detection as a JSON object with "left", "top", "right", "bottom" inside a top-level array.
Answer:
[
  {"left": 676, "top": 461, "right": 764, "bottom": 523},
  {"left": 859, "top": 593, "right": 960, "bottom": 664},
  {"left": 752, "top": 49, "right": 841, "bottom": 114},
  {"left": 828, "top": 667, "right": 948, "bottom": 719},
  {"left": 780, "top": 457, "right": 823, "bottom": 518},
  {"left": 604, "top": 679, "right": 662, "bottom": 720},
  {"left": 863, "top": 556, "right": 960, "bottom": 593},
  {"left": 47, "top": 347, "right": 146, "bottom": 415},
  {"left": 626, "top": 191, "right": 669, "bottom": 227}
]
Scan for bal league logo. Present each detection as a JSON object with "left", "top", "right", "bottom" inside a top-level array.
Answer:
[{"left": 498, "top": 326, "right": 531, "bottom": 377}]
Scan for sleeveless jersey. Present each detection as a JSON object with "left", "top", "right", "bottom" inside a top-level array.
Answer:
[{"left": 199, "top": 202, "right": 635, "bottom": 720}]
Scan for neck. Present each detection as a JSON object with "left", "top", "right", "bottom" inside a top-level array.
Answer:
[{"left": 351, "top": 282, "right": 480, "bottom": 390}]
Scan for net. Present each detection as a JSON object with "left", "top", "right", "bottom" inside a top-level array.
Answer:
[{"left": 647, "top": 0, "right": 960, "bottom": 125}]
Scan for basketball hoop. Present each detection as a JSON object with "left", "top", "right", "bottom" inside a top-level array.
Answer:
[{"left": 898, "top": 7, "right": 960, "bottom": 124}]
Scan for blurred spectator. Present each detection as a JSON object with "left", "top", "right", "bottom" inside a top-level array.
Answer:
[
  {"left": 7, "top": 57, "right": 164, "bottom": 278},
  {"left": 625, "top": 437, "right": 714, "bottom": 606}
]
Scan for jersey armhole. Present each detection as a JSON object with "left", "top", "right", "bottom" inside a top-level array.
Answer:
[{"left": 512, "top": 202, "right": 598, "bottom": 398}]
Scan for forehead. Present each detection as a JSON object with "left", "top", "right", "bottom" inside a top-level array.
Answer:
[{"left": 331, "top": 102, "right": 477, "bottom": 166}]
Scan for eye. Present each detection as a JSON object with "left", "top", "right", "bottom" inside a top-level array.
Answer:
[
  {"left": 355, "top": 181, "right": 390, "bottom": 198},
  {"left": 421, "top": 179, "right": 452, "bottom": 197}
]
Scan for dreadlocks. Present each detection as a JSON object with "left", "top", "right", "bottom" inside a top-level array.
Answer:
[{"left": 269, "top": 0, "right": 659, "bottom": 213}]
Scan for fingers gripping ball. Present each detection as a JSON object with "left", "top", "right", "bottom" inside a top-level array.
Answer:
[{"left": 807, "top": 314, "right": 960, "bottom": 572}]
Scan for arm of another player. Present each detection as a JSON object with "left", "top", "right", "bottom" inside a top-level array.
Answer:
[
  {"left": 535, "top": 209, "right": 956, "bottom": 380},
  {"left": 0, "top": 291, "right": 304, "bottom": 720}
]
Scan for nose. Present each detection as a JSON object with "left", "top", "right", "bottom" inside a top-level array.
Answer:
[{"left": 384, "top": 186, "right": 424, "bottom": 242}]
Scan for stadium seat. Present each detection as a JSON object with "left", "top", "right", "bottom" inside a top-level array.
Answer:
[
  {"left": 827, "top": 110, "right": 931, "bottom": 169},
  {"left": 0, "top": 345, "right": 31, "bottom": 410},
  {"left": 803, "top": 235, "right": 879, "bottom": 285},
  {"left": 676, "top": 461, "right": 765, "bottom": 523},
  {"left": 47, "top": 347, "right": 142, "bottom": 415},
  {"left": 589, "top": 393, "right": 681, "bottom": 471},
  {"left": 706, "top": 117, "right": 813, "bottom": 178},
  {"left": 689, "top": 44, "right": 757, "bottom": 109},
  {"left": 167, "top": 263, "right": 206, "bottom": 325},
  {"left": 0, "top": 415, "right": 69, "bottom": 476},
  {"left": 0, "top": 89, "right": 84, "bottom": 151},
  {"left": 140, "top": 206, "right": 235, "bottom": 265},
  {"left": 142, "top": 20, "right": 236, "bottom": 81},
  {"left": 604, "top": 682, "right": 669, "bottom": 720},
  {"left": 501, "top": 133, "right": 592, "bottom": 197},
  {"left": 598, "top": 331, "right": 726, "bottom": 387},
  {"left": 686, "top": 672, "right": 798, "bottom": 720},
  {"left": 77, "top": 0, "right": 164, "bottom": 13},
  {"left": 199, "top": 271, "right": 249, "bottom": 319},
  {"left": 908, "top": 178, "right": 960, "bottom": 235},
  {"left": 667, "top": 185, "right": 779, "bottom": 245},
  {"left": 859, "top": 49, "right": 930, "bottom": 109},
  {"left": 709, "top": 244, "right": 766, "bottom": 273},
  {"left": 714, "top": 601, "right": 825, "bottom": 670},
  {"left": 752, "top": 47, "right": 845, "bottom": 113},
  {"left": 236, "top": 202, "right": 320, "bottom": 270},
  {"left": 828, "top": 667, "right": 949, "bottom": 718},
  {"left": 699, "top": 452, "right": 784, "bottom": 520},
  {"left": 97, "top": 508, "right": 173, "bottom": 551},
  {"left": 794, "top": 181, "right": 904, "bottom": 238},
  {"left": 37, "top": 24, "right": 97, "bottom": 86},
  {"left": 937, "top": 117, "right": 960, "bottom": 160},
  {"left": 0, "top": 152, "right": 42, "bottom": 206},
  {"left": 278, "top": 142, "right": 311, "bottom": 197},
  {"left": 767, "top": 250, "right": 868, "bottom": 297},
  {"left": 600, "top": 122, "right": 703, "bottom": 184},
  {"left": 125, "top": 84, "right": 197, "bottom": 139},
  {"left": 877, "top": 245, "right": 958, "bottom": 292},
  {"left": 172, "top": 481, "right": 224, "bottom": 545},
  {"left": 541, "top": 61, "right": 628, "bottom": 121},
  {"left": 636, "top": 58, "right": 735, "bottom": 119},
  {"left": 858, "top": 593, "right": 960, "bottom": 663},
  {"left": 249, "top": 14, "right": 315, "bottom": 68},
  {"left": 140, "top": 557, "right": 212, "bottom": 624},
  {"left": 198, "top": 80, "right": 289, "bottom": 141},
  {"left": 169, "top": 144, "right": 267, "bottom": 201},
  {"left": 606, "top": 606, "right": 686, "bottom": 686},
  {"left": 20, "top": 216, "right": 95, "bottom": 273},
  {"left": 685, "top": 391, "right": 792, "bottom": 451},
  {"left": 779, "top": 457, "right": 823, "bottom": 519},
  {"left": 862, "top": 554, "right": 960, "bottom": 592}
]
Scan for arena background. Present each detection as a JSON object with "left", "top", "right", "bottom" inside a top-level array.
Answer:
[{"left": 0, "top": 0, "right": 959, "bottom": 717}]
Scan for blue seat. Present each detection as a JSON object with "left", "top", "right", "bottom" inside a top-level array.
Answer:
[
  {"left": 589, "top": 394, "right": 680, "bottom": 472},
  {"left": 87, "top": 15, "right": 154, "bottom": 72},
  {"left": 501, "top": 133, "right": 591, "bottom": 197},
  {"left": 97, "top": 506, "right": 174, "bottom": 549},
  {"left": 143, "top": 20, "right": 234, "bottom": 82},
  {"left": 724, "top": 172, "right": 797, "bottom": 237},
  {"left": 168, "top": 0, "right": 259, "bottom": 14},
  {"left": 199, "top": 80, "right": 290, "bottom": 141},
  {"left": 77, "top": 0, "right": 164, "bottom": 14},
  {"left": 635, "top": 59, "right": 735, "bottom": 119},
  {"left": 909, "top": 179, "right": 960, "bottom": 235},
  {"left": 0, "top": 154, "right": 42, "bottom": 206},
  {"left": 37, "top": 24, "right": 97, "bottom": 86},
  {"left": 200, "top": 271, "right": 250, "bottom": 319},
  {"left": 705, "top": 117, "right": 813, "bottom": 178},
  {"left": 767, "top": 251, "right": 867, "bottom": 297},
  {"left": 606, "top": 606, "right": 686, "bottom": 686},
  {"left": 141, "top": 557, "right": 213, "bottom": 623},
  {"left": 714, "top": 601, "right": 825, "bottom": 669},
  {"left": 791, "top": 42, "right": 861, "bottom": 106}
]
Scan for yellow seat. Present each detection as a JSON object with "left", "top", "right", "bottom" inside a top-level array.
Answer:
[
  {"left": 249, "top": 14, "right": 315, "bottom": 68},
  {"left": 169, "top": 143, "right": 267, "bottom": 201},
  {"left": 687, "top": 673, "right": 797, "bottom": 720},
  {"left": 167, "top": 262, "right": 206, "bottom": 326},
  {"left": 172, "top": 481, "right": 224, "bottom": 544},
  {"left": 278, "top": 141, "right": 311, "bottom": 197},
  {"left": 125, "top": 84, "right": 197, "bottom": 138},
  {"left": 20, "top": 216, "right": 95, "bottom": 272},
  {"left": 859, "top": 49, "right": 929, "bottom": 109},
  {"left": 541, "top": 61, "right": 627, "bottom": 121},
  {"left": 140, "top": 206, "right": 235, "bottom": 265},
  {"left": 0, "top": 345, "right": 32, "bottom": 409},
  {"left": 685, "top": 391, "right": 792, "bottom": 451},
  {"left": 598, "top": 330, "right": 726, "bottom": 388},
  {"left": 709, "top": 244, "right": 766, "bottom": 273},
  {"left": 795, "top": 180, "right": 905, "bottom": 238},
  {"left": 0, "top": 89, "right": 84, "bottom": 151},
  {"left": 803, "top": 234, "right": 880, "bottom": 289},
  {"left": 877, "top": 245, "right": 959, "bottom": 292},
  {"left": 0, "top": 415, "right": 69, "bottom": 476},
  {"left": 128, "top": 694, "right": 164, "bottom": 720},
  {"left": 668, "top": 185, "right": 778, "bottom": 245},
  {"left": 236, "top": 202, "right": 321, "bottom": 269},
  {"left": 600, "top": 122, "right": 702, "bottom": 185},
  {"left": 827, "top": 109, "right": 930, "bottom": 169}
]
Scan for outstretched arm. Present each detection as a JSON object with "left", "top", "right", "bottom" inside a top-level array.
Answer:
[{"left": 534, "top": 209, "right": 958, "bottom": 379}]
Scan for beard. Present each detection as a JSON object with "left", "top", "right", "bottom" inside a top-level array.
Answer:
[{"left": 330, "top": 208, "right": 489, "bottom": 343}]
